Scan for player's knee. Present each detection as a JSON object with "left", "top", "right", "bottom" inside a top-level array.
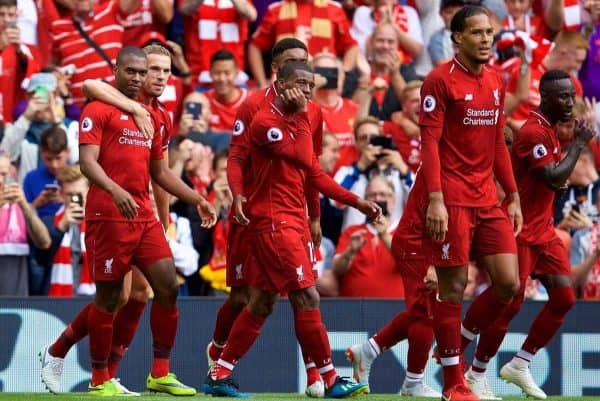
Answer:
[
  {"left": 228, "top": 288, "right": 249, "bottom": 311},
  {"left": 503, "top": 294, "right": 524, "bottom": 322},
  {"left": 248, "top": 299, "right": 275, "bottom": 318},
  {"left": 289, "top": 287, "right": 320, "bottom": 311},
  {"left": 130, "top": 285, "right": 152, "bottom": 302},
  {"left": 548, "top": 286, "right": 575, "bottom": 316}
]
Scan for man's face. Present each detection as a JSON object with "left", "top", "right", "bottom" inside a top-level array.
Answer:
[
  {"left": 365, "top": 178, "right": 395, "bottom": 216},
  {"left": 455, "top": 13, "right": 494, "bottom": 64},
  {"left": 278, "top": 69, "right": 315, "bottom": 101},
  {"left": 144, "top": 53, "right": 171, "bottom": 98},
  {"left": 355, "top": 123, "right": 380, "bottom": 152},
  {"left": 544, "top": 78, "right": 576, "bottom": 123},
  {"left": 210, "top": 59, "right": 238, "bottom": 98},
  {"left": 319, "top": 135, "right": 341, "bottom": 174},
  {"left": 371, "top": 25, "right": 398, "bottom": 66},
  {"left": 557, "top": 47, "right": 587, "bottom": 74},
  {"left": 114, "top": 55, "right": 148, "bottom": 98},
  {"left": 272, "top": 48, "right": 309, "bottom": 73},
  {"left": 504, "top": 0, "right": 531, "bottom": 19},
  {"left": 0, "top": 6, "right": 17, "bottom": 30},
  {"left": 40, "top": 149, "right": 69, "bottom": 177},
  {"left": 60, "top": 178, "right": 89, "bottom": 207},
  {"left": 401, "top": 88, "right": 421, "bottom": 123}
]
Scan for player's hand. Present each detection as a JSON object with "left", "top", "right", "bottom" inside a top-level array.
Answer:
[
  {"left": 197, "top": 198, "right": 217, "bottom": 228},
  {"left": 426, "top": 193, "right": 448, "bottom": 242},
  {"left": 233, "top": 194, "right": 249, "bottom": 226},
  {"left": 281, "top": 87, "right": 307, "bottom": 112},
  {"left": 349, "top": 229, "right": 366, "bottom": 253},
  {"left": 309, "top": 218, "right": 322, "bottom": 248},
  {"left": 505, "top": 192, "right": 523, "bottom": 237},
  {"left": 423, "top": 265, "right": 438, "bottom": 290},
  {"left": 111, "top": 187, "right": 139, "bottom": 219},
  {"left": 574, "top": 118, "right": 596, "bottom": 144},
  {"left": 133, "top": 104, "right": 154, "bottom": 140},
  {"left": 355, "top": 198, "right": 382, "bottom": 221}
]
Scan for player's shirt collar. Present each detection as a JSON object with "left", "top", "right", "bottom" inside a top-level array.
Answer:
[
  {"left": 452, "top": 57, "right": 486, "bottom": 76},
  {"left": 530, "top": 110, "right": 552, "bottom": 128}
]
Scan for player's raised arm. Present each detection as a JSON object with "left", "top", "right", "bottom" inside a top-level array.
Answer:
[{"left": 82, "top": 79, "right": 154, "bottom": 139}]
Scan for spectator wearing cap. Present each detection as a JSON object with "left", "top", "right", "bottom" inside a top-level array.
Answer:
[
  {"left": 0, "top": 72, "right": 78, "bottom": 183},
  {"left": 122, "top": 0, "right": 174, "bottom": 47},
  {"left": 0, "top": 0, "right": 41, "bottom": 124},
  {"left": 49, "top": 0, "right": 140, "bottom": 105},
  {"left": 428, "top": 0, "right": 464, "bottom": 67},
  {"left": 179, "top": 0, "right": 256, "bottom": 86}
]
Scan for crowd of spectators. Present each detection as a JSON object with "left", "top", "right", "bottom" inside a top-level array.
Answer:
[{"left": 0, "top": 0, "right": 600, "bottom": 300}]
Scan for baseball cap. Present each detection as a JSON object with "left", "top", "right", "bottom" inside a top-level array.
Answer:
[{"left": 26, "top": 72, "right": 57, "bottom": 93}]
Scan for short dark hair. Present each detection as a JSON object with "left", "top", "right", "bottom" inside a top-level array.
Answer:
[
  {"left": 450, "top": 5, "right": 489, "bottom": 43},
  {"left": 277, "top": 61, "right": 312, "bottom": 81},
  {"left": 212, "top": 148, "right": 229, "bottom": 171},
  {"left": 539, "top": 69, "right": 571, "bottom": 94},
  {"left": 40, "top": 125, "right": 68, "bottom": 153},
  {"left": 0, "top": 0, "right": 17, "bottom": 7},
  {"left": 210, "top": 49, "right": 237, "bottom": 66},
  {"left": 116, "top": 46, "right": 147, "bottom": 65},
  {"left": 272, "top": 38, "right": 308, "bottom": 60}
]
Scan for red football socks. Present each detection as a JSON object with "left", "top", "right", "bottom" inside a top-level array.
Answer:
[
  {"left": 372, "top": 311, "right": 410, "bottom": 352},
  {"left": 433, "top": 299, "right": 463, "bottom": 389},
  {"left": 461, "top": 287, "right": 510, "bottom": 352},
  {"left": 407, "top": 317, "right": 435, "bottom": 374},
  {"left": 88, "top": 304, "right": 115, "bottom": 386},
  {"left": 215, "top": 307, "right": 265, "bottom": 378},
  {"left": 50, "top": 303, "right": 91, "bottom": 358},
  {"left": 150, "top": 303, "right": 179, "bottom": 378},
  {"left": 521, "top": 286, "right": 575, "bottom": 355},
  {"left": 109, "top": 298, "right": 146, "bottom": 377}
]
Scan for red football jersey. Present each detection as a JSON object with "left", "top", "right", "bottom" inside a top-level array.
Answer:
[
  {"left": 79, "top": 100, "right": 163, "bottom": 222},
  {"left": 205, "top": 88, "right": 248, "bottom": 133},
  {"left": 419, "top": 58, "right": 506, "bottom": 207},
  {"left": 228, "top": 84, "right": 323, "bottom": 198},
  {"left": 149, "top": 98, "right": 173, "bottom": 150},
  {"left": 122, "top": 0, "right": 170, "bottom": 46},
  {"left": 321, "top": 97, "right": 357, "bottom": 148},
  {"left": 511, "top": 110, "right": 561, "bottom": 244},
  {"left": 246, "top": 104, "right": 314, "bottom": 233}
]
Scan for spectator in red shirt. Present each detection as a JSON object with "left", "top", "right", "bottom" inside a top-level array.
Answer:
[
  {"left": 332, "top": 175, "right": 404, "bottom": 298},
  {"left": 201, "top": 50, "right": 248, "bottom": 137},
  {"left": 122, "top": 0, "right": 174, "bottom": 47},
  {"left": 248, "top": 0, "right": 359, "bottom": 89},
  {"left": 0, "top": 0, "right": 41, "bottom": 123},
  {"left": 179, "top": 0, "right": 256, "bottom": 86},
  {"left": 383, "top": 80, "right": 422, "bottom": 173}
]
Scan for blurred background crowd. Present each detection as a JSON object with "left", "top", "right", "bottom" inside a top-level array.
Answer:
[{"left": 1, "top": 0, "right": 600, "bottom": 300}]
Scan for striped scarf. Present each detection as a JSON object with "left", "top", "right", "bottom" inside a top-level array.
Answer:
[{"left": 49, "top": 207, "right": 95, "bottom": 297}]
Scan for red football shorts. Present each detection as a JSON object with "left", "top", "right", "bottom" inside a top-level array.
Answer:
[
  {"left": 424, "top": 205, "right": 517, "bottom": 267},
  {"left": 86, "top": 219, "right": 172, "bottom": 282},
  {"left": 303, "top": 224, "right": 319, "bottom": 279},
  {"left": 226, "top": 223, "right": 252, "bottom": 288},
  {"left": 517, "top": 237, "right": 570, "bottom": 288},
  {"left": 249, "top": 227, "right": 314, "bottom": 293}
]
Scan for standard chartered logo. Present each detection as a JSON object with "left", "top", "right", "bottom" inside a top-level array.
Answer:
[{"left": 0, "top": 308, "right": 90, "bottom": 391}]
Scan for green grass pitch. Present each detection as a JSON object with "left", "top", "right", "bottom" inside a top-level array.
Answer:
[{"left": 1, "top": 394, "right": 600, "bottom": 401}]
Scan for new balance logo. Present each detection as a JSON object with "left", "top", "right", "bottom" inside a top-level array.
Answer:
[
  {"left": 120, "top": 114, "right": 129, "bottom": 120},
  {"left": 104, "top": 258, "right": 113, "bottom": 274},
  {"left": 441, "top": 243, "right": 450, "bottom": 260},
  {"left": 296, "top": 266, "right": 304, "bottom": 282},
  {"left": 235, "top": 264, "right": 243, "bottom": 280},
  {"left": 464, "top": 93, "right": 473, "bottom": 101}
]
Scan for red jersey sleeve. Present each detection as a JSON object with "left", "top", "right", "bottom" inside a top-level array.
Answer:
[
  {"left": 251, "top": 111, "right": 314, "bottom": 170},
  {"left": 308, "top": 158, "right": 359, "bottom": 207},
  {"left": 79, "top": 103, "right": 110, "bottom": 145},
  {"left": 250, "top": 5, "right": 278, "bottom": 51},
  {"left": 228, "top": 102, "right": 254, "bottom": 198},
  {"left": 419, "top": 73, "right": 447, "bottom": 193},
  {"left": 150, "top": 110, "right": 164, "bottom": 161},
  {"left": 514, "top": 125, "right": 555, "bottom": 170}
]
